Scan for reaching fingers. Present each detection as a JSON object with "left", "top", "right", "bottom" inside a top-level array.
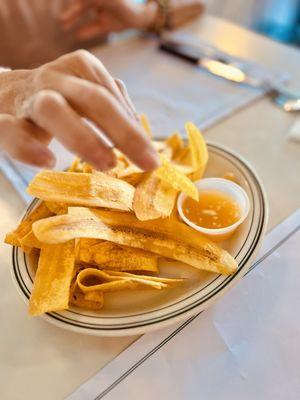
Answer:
[
  {"left": 60, "top": 0, "right": 106, "bottom": 30},
  {"left": 75, "top": 14, "right": 125, "bottom": 40},
  {"left": 104, "top": 1, "right": 157, "bottom": 30},
  {"left": 114, "top": 78, "right": 138, "bottom": 120},
  {"left": 61, "top": 0, "right": 157, "bottom": 31},
  {"left": 167, "top": 1, "right": 204, "bottom": 28},
  {"left": 18, "top": 119, "right": 52, "bottom": 145},
  {"left": 60, "top": 0, "right": 90, "bottom": 24},
  {"left": 55, "top": 77, "right": 159, "bottom": 170},
  {"left": 8, "top": 50, "right": 159, "bottom": 171},
  {"left": 64, "top": 50, "right": 136, "bottom": 120},
  {"left": 75, "top": 20, "right": 108, "bottom": 40},
  {"left": 23, "top": 90, "right": 117, "bottom": 171},
  {"left": 0, "top": 114, "right": 55, "bottom": 168}
]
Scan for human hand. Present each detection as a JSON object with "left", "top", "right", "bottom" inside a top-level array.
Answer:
[
  {"left": 0, "top": 50, "right": 159, "bottom": 170},
  {"left": 60, "top": 0, "right": 158, "bottom": 40},
  {"left": 60, "top": 0, "right": 204, "bottom": 40},
  {"left": 161, "top": 0, "right": 204, "bottom": 30}
]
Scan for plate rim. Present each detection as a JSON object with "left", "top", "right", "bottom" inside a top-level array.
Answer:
[{"left": 10, "top": 141, "right": 268, "bottom": 336}]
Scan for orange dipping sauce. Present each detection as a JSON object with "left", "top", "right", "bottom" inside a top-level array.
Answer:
[{"left": 182, "top": 190, "right": 241, "bottom": 230}]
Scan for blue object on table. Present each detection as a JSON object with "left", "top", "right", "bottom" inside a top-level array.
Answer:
[{"left": 252, "top": 0, "right": 300, "bottom": 44}]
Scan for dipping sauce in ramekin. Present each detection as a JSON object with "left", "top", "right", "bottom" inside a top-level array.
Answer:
[{"left": 177, "top": 178, "right": 250, "bottom": 242}]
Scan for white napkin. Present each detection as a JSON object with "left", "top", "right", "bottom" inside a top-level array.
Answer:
[
  {"left": 95, "top": 35, "right": 286, "bottom": 135},
  {"left": 67, "top": 210, "right": 300, "bottom": 400}
]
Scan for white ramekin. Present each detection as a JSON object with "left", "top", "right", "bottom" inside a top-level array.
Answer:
[{"left": 177, "top": 177, "right": 250, "bottom": 241}]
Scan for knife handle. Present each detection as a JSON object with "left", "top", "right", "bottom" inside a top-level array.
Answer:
[
  {"left": 159, "top": 40, "right": 199, "bottom": 64},
  {"left": 159, "top": 39, "right": 228, "bottom": 65}
]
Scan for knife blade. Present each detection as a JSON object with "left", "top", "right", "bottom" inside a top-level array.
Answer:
[{"left": 159, "top": 39, "right": 263, "bottom": 86}]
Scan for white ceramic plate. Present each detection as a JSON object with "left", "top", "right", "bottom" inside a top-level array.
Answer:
[{"left": 11, "top": 142, "right": 268, "bottom": 336}]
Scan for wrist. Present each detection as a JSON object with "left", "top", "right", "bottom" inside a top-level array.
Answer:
[{"left": 0, "top": 69, "right": 31, "bottom": 115}]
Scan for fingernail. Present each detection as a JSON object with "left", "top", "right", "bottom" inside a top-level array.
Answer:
[
  {"left": 92, "top": 156, "right": 117, "bottom": 172},
  {"left": 43, "top": 157, "right": 56, "bottom": 169},
  {"left": 139, "top": 148, "right": 160, "bottom": 171},
  {"left": 101, "top": 159, "right": 117, "bottom": 171}
]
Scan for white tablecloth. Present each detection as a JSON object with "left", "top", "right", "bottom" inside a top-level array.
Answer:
[{"left": 68, "top": 210, "right": 300, "bottom": 400}]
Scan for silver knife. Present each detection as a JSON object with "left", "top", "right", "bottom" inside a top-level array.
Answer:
[{"left": 159, "top": 39, "right": 300, "bottom": 111}]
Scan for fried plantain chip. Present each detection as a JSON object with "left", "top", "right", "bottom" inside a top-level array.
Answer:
[
  {"left": 117, "top": 163, "right": 144, "bottom": 186},
  {"left": 68, "top": 157, "right": 82, "bottom": 172},
  {"left": 171, "top": 163, "right": 194, "bottom": 175},
  {"left": 68, "top": 158, "right": 94, "bottom": 173},
  {"left": 28, "top": 240, "right": 75, "bottom": 315},
  {"left": 33, "top": 208, "right": 237, "bottom": 274},
  {"left": 122, "top": 173, "right": 144, "bottom": 186},
  {"left": 84, "top": 291, "right": 104, "bottom": 302},
  {"left": 77, "top": 238, "right": 102, "bottom": 258},
  {"left": 103, "top": 270, "right": 183, "bottom": 287},
  {"left": 185, "top": 122, "right": 208, "bottom": 181},
  {"left": 4, "top": 232, "right": 19, "bottom": 247},
  {"left": 5, "top": 202, "right": 53, "bottom": 247},
  {"left": 173, "top": 146, "right": 191, "bottom": 164},
  {"left": 82, "top": 163, "right": 93, "bottom": 173},
  {"left": 79, "top": 240, "right": 158, "bottom": 272},
  {"left": 69, "top": 282, "right": 103, "bottom": 310},
  {"left": 166, "top": 132, "right": 183, "bottom": 158},
  {"left": 77, "top": 268, "right": 181, "bottom": 292},
  {"left": 27, "top": 170, "right": 135, "bottom": 211},
  {"left": 75, "top": 238, "right": 101, "bottom": 263},
  {"left": 77, "top": 268, "right": 138, "bottom": 292},
  {"left": 20, "top": 230, "right": 44, "bottom": 252},
  {"left": 133, "top": 173, "right": 177, "bottom": 220},
  {"left": 117, "top": 163, "right": 141, "bottom": 176},
  {"left": 159, "top": 146, "right": 173, "bottom": 161},
  {"left": 152, "top": 140, "right": 169, "bottom": 152},
  {"left": 45, "top": 201, "right": 69, "bottom": 215},
  {"left": 155, "top": 156, "right": 199, "bottom": 201},
  {"left": 106, "top": 159, "right": 127, "bottom": 178}
]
